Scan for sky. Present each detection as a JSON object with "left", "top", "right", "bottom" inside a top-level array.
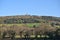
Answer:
[{"left": 0, "top": 0, "right": 60, "bottom": 17}]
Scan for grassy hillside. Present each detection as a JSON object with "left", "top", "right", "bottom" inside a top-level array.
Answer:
[{"left": 0, "top": 15, "right": 60, "bottom": 24}]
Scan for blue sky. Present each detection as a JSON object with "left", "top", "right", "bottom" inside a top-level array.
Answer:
[{"left": 0, "top": 0, "right": 60, "bottom": 17}]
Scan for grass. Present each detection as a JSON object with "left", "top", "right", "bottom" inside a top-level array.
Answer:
[
  {"left": 25, "top": 23, "right": 40, "bottom": 27},
  {"left": 0, "top": 23, "right": 40, "bottom": 28}
]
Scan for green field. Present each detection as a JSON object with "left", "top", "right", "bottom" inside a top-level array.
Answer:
[{"left": 0, "top": 23, "right": 40, "bottom": 28}]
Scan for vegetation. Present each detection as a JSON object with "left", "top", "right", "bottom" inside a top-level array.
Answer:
[
  {"left": 0, "top": 15, "right": 60, "bottom": 24},
  {"left": 0, "top": 15, "right": 60, "bottom": 40}
]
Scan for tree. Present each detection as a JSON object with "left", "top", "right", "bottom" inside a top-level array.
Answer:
[
  {"left": 51, "top": 23, "right": 55, "bottom": 27},
  {"left": 0, "top": 31, "right": 2, "bottom": 40},
  {"left": 2, "top": 31, "right": 7, "bottom": 39},
  {"left": 8, "top": 30, "right": 16, "bottom": 40},
  {"left": 55, "top": 29, "right": 60, "bottom": 39}
]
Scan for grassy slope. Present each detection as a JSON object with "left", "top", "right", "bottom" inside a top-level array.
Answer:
[{"left": 0, "top": 23, "right": 40, "bottom": 28}]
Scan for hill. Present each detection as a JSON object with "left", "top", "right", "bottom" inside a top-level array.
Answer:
[{"left": 0, "top": 15, "right": 60, "bottom": 24}]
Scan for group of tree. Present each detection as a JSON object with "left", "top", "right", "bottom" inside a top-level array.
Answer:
[{"left": 0, "top": 23, "right": 60, "bottom": 40}]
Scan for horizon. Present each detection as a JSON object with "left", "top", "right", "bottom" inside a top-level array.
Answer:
[
  {"left": 0, "top": 0, "right": 60, "bottom": 17},
  {"left": 0, "top": 14, "right": 60, "bottom": 17}
]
